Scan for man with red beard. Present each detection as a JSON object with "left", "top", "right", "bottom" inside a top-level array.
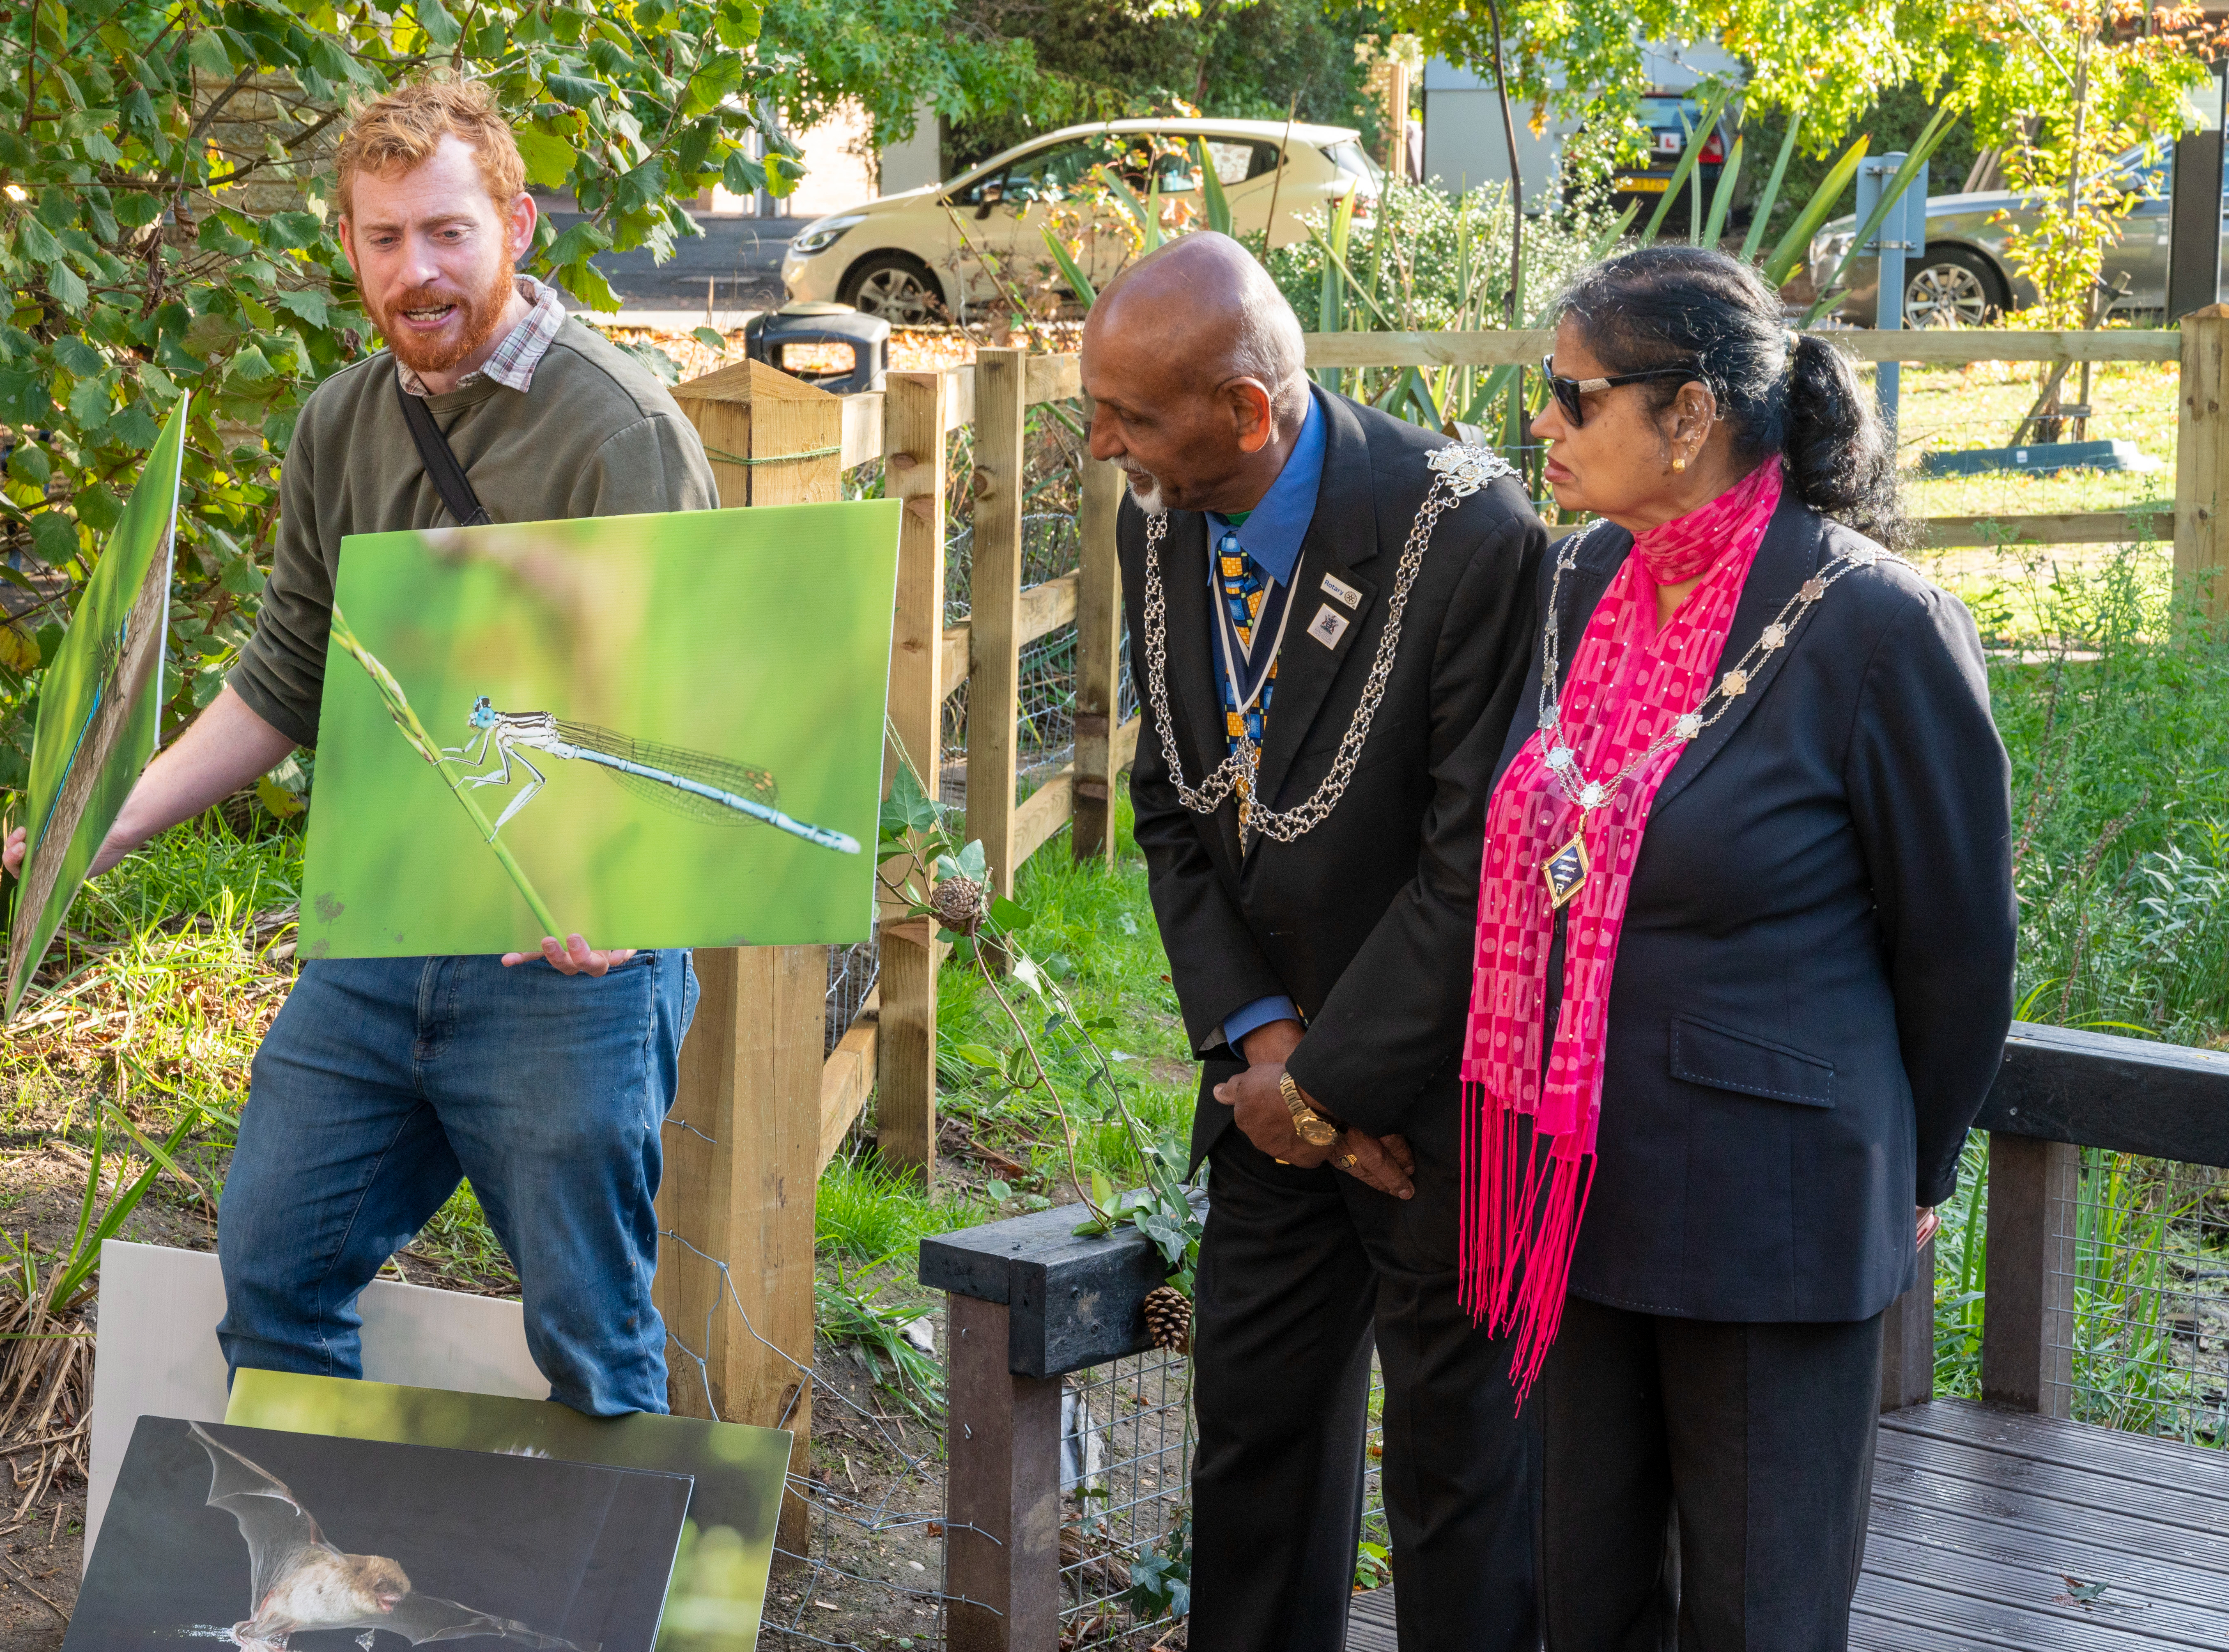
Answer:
[{"left": 3, "top": 78, "right": 717, "bottom": 1415}]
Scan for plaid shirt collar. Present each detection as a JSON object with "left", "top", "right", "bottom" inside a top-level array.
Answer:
[{"left": 396, "top": 275, "right": 566, "bottom": 398}]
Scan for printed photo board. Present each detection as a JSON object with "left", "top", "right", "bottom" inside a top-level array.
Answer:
[
  {"left": 73, "top": 1416, "right": 690, "bottom": 1652},
  {"left": 4, "top": 395, "right": 188, "bottom": 1019},
  {"left": 301, "top": 499, "right": 900, "bottom": 958},
  {"left": 228, "top": 1371, "right": 794, "bottom": 1651}
]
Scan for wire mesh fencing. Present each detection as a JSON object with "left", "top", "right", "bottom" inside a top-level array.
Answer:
[
  {"left": 2054, "top": 1150, "right": 2229, "bottom": 1446},
  {"left": 826, "top": 937, "right": 879, "bottom": 1054}
]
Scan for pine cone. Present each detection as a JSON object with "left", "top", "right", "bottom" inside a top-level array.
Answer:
[
  {"left": 930, "top": 874, "right": 989, "bottom": 935},
  {"left": 1142, "top": 1283, "right": 1192, "bottom": 1355}
]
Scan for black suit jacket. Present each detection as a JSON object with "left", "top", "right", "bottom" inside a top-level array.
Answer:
[
  {"left": 1501, "top": 493, "right": 2017, "bottom": 1324},
  {"left": 1121, "top": 389, "right": 1545, "bottom": 1168}
]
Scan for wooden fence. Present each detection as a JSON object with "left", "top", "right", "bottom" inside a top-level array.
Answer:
[{"left": 647, "top": 317, "right": 2229, "bottom": 1546}]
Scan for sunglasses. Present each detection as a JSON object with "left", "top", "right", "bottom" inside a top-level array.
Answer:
[{"left": 1541, "top": 356, "right": 1705, "bottom": 427}]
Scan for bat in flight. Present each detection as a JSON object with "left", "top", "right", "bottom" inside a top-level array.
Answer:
[{"left": 190, "top": 1423, "right": 599, "bottom": 1652}]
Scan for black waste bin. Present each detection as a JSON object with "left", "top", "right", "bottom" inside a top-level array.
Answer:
[{"left": 745, "top": 302, "right": 890, "bottom": 394}]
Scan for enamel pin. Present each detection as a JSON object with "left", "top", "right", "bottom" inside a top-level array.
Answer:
[{"left": 1306, "top": 605, "right": 1350, "bottom": 648}]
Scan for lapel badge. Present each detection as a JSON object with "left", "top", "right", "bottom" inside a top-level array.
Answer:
[
  {"left": 1306, "top": 605, "right": 1350, "bottom": 649},
  {"left": 1319, "top": 571, "right": 1363, "bottom": 610}
]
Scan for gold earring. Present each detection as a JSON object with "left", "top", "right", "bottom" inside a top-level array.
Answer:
[{"left": 1672, "top": 457, "right": 1687, "bottom": 473}]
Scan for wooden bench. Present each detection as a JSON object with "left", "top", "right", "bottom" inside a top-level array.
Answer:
[{"left": 924, "top": 1021, "right": 2229, "bottom": 1650}]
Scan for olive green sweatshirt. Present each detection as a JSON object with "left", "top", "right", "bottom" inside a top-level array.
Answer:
[{"left": 230, "top": 318, "right": 719, "bottom": 747}]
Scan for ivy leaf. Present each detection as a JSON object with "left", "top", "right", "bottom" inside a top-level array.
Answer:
[
  {"left": 956, "top": 839, "right": 988, "bottom": 880},
  {"left": 990, "top": 896, "right": 1032, "bottom": 932}
]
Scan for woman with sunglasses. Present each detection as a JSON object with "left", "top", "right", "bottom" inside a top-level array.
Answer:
[{"left": 1460, "top": 245, "right": 2016, "bottom": 1649}]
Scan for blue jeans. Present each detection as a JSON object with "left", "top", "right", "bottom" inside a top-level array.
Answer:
[{"left": 216, "top": 950, "right": 698, "bottom": 1416}]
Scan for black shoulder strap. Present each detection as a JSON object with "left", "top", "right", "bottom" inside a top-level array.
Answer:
[{"left": 394, "top": 376, "right": 492, "bottom": 527}]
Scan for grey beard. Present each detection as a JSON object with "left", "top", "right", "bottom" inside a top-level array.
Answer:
[{"left": 1121, "top": 467, "right": 1164, "bottom": 514}]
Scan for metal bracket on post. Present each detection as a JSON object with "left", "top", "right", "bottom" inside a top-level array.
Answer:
[{"left": 1853, "top": 154, "right": 1926, "bottom": 434}]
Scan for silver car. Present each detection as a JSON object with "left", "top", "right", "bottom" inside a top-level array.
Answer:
[{"left": 1808, "top": 144, "right": 2220, "bottom": 324}]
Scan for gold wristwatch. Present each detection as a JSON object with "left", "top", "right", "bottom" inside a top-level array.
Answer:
[{"left": 1279, "top": 1072, "right": 1340, "bottom": 1147}]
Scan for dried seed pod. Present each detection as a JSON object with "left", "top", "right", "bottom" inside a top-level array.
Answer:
[
  {"left": 1142, "top": 1283, "right": 1193, "bottom": 1356},
  {"left": 930, "top": 874, "right": 988, "bottom": 935}
]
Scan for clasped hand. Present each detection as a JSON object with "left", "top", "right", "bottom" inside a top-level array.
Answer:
[{"left": 1212, "top": 1019, "right": 1414, "bottom": 1199}]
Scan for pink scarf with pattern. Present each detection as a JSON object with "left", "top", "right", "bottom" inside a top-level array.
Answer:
[{"left": 1459, "top": 461, "right": 1783, "bottom": 1400}]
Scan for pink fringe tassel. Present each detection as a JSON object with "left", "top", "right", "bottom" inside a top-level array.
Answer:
[{"left": 1459, "top": 1081, "right": 1598, "bottom": 1408}]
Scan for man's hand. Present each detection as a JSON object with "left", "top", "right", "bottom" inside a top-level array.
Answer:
[
  {"left": 1211, "top": 1061, "right": 1414, "bottom": 1199},
  {"left": 1240, "top": 1017, "right": 1304, "bottom": 1067},
  {"left": 1917, "top": 1205, "right": 1940, "bottom": 1250},
  {"left": 502, "top": 934, "right": 637, "bottom": 976},
  {"left": 2, "top": 827, "right": 22, "bottom": 878}
]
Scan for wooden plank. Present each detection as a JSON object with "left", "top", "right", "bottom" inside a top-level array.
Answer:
[
  {"left": 1980, "top": 1132, "right": 2078, "bottom": 1418},
  {"left": 967, "top": 349, "right": 1027, "bottom": 905},
  {"left": 1011, "top": 769, "right": 1075, "bottom": 867},
  {"left": 1113, "top": 712, "right": 1139, "bottom": 774},
  {"left": 944, "top": 363, "right": 977, "bottom": 434},
  {"left": 1347, "top": 1587, "right": 1399, "bottom": 1651},
  {"left": 841, "top": 388, "right": 883, "bottom": 473},
  {"left": 1978, "top": 1019, "right": 2229, "bottom": 1170},
  {"left": 1915, "top": 510, "right": 2172, "bottom": 548},
  {"left": 2176, "top": 305, "right": 2229, "bottom": 618},
  {"left": 1877, "top": 1235, "right": 1935, "bottom": 1413},
  {"left": 1872, "top": 1420, "right": 2229, "bottom": 1546},
  {"left": 1871, "top": 1459, "right": 2229, "bottom": 1586},
  {"left": 1073, "top": 459, "right": 1125, "bottom": 865},
  {"left": 1298, "top": 328, "right": 2178, "bottom": 372},
  {"left": 880, "top": 371, "right": 949, "bottom": 1184},
  {"left": 662, "top": 358, "right": 841, "bottom": 1553},
  {"left": 1863, "top": 1530, "right": 2225, "bottom": 1648},
  {"left": 944, "top": 1294, "right": 1064, "bottom": 1652},
  {"left": 1883, "top": 1400, "right": 2229, "bottom": 1499},
  {"left": 1025, "top": 353, "right": 1082, "bottom": 406},
  {"left": 818, "top": 986, "right": 879, "bottom": 1175},
  {"left": 652, "top": 943, "right": 824, "bottom": 1553},
  {"left": 941, "top": 574, "right": 1083, "bottom": 700}
]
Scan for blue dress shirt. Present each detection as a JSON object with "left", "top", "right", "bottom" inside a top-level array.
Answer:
[{"left": 1207, "top": 390, "right": 1326, "bottom": 1055}]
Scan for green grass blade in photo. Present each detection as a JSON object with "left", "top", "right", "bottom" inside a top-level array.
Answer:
[
  {"left": 4, "top": 395, "right": 189, "bottom": 1021},
  {"left": 301, "top": 498, "right": 901, "bottom": 959}
]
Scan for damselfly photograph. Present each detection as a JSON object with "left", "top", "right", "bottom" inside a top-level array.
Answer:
[{"left": 299, "top": 499, "right": 900, "bottom": 959}]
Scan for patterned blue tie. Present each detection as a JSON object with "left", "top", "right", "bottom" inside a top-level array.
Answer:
[{"left": 1214, "top": 525, "right": 1276, "bottom": 758}]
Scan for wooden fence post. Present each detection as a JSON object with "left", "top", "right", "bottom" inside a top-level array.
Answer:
[
  {"left": 1877, "top": 1235, "right": 1936, "bottom": 1413},
  {"left": 1979, "top": 1132, "right": 2079, "bottom": 1418},
  {"left": 2174, "top": 305, "right": 2229, "bottom": 619},
  {"left": 882, "top": 370, "right": 951, "bottom": 1183},
  {"left": 661, "top": 360, "right": 841, "bottom": 1553},
  {"left": 944, "top": 1294, "right": 1064, "bottom": 1652},
  {"left": 1072, "top": 458, "right": 1125, "bottom": 866},
  {"left": 967, "top": 349, "right": 1027, "bottom": 902}
]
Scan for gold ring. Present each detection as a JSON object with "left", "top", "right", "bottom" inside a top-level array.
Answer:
[{"left": 1336, "top": 1153, "right": 1358, "bottom": 1170}]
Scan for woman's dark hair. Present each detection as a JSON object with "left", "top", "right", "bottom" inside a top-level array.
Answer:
[{"left": 1552, "top": 245, "right": 1907, "bottom": 547}]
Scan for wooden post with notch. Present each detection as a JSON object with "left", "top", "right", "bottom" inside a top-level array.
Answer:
[
  {"left": 1979, "top": 1132, "right": 2079, "bottom": 1418},
  {"left": 2175, "top": 304, "right": 2229, "bottom": 620},
  {"left": 1877, "top": 1235, "right": 1935, "bottom": 1413},
  {"left": 659, "top": 360, "right": 840, "bottom": 1553},
  {"left": 1072, "top": 457, "right": 1125, "bottom": 865},
  {"left": 881, "top": 370, "right": 950, "bottom": 1184},
  {"left": 967, "top": 349, "right": 1026, "bottom": 904},
  {"left": 944, "top": 1294, "right": 1063, "bottom": 1651}
]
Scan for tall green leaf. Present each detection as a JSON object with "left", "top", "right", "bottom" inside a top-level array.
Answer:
[
  {"left": 1741, "top": 112, "right": 1804, "bottom": 263},
  {"left": 1099, "top": 167, "right": 1164, "bottom": 252},
  {"left": 1039, "top": 223, "right": 1096, "bottom": 307},
  {"left": 1700, "top": 134, "right": 1744, "bottom": 249},
  {"left": 1194, "top": 138, "right": 1233, "bottom": 237},
  {"left": 1807, "top": 103, "right": 1962, "bottom": 304},
  {"left": 1639, "top": 86, "right": 1728, "bottom": 247},
  {"left": 1759, "top": 133, "right": 1872, "bottom": 289}
]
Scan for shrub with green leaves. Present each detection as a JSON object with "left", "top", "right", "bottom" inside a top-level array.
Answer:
[{"left": 0, "top": 0, "right": 800, "bottom": 802}]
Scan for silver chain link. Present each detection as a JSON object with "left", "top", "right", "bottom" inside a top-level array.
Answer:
[{"left": 1140, "top": 445, "right": 1514, "bottom": 843}]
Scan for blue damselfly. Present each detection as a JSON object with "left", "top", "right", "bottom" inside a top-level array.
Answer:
[{"left": 444, "top": 697, "right": 860, "bottom": 854}]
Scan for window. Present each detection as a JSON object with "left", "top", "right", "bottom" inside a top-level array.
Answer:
[
  {"left": 1322, "top": 140, "right": 1386, "bottom": 187},
  {"left": 1002, "top": 138, "right": 1112, "bottom": 204}
]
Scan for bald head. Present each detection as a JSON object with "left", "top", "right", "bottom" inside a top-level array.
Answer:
[
  {"left": 1080, "top": 233, "right": 1312, "bottom": 516},
  {"left": 1094, "top": 233, "right": 1308, "bottom": 417}
]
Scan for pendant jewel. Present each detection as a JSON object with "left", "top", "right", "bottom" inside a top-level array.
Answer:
[
  {"left": 1539, "top": 702, "right": 1559, "bottom": 731},
  {"left": 1542, "top": 831, "right": 1590, "bottom": 908}
]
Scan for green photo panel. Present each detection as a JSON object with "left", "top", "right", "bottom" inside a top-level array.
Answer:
[
  {"left": 302, "top": 498, "right": 901, "bottom": 958},
  {"left": 5, "top": 395, "right": 188, "bottom": 1021},
  {"left": 227, "top": 1370, "right": 793, "bottom": 1652}
]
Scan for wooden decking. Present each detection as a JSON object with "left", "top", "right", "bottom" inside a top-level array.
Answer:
[{"left": 1344, "top": 1397, "right": 2229, "bottom": 1650}]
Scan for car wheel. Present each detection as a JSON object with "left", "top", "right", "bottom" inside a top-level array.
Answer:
[
  {"left": 1905, "top": 246, "right": 2006, "bottom": 327},
  {"left": 841, "top": 254, "right": 944, "bottom": 326}
]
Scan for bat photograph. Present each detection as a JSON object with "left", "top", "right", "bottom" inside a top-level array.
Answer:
[
  {"left": 3, "top": 394, "right": 188, "bottom": 1021},
  {"left": 299, "top": 498, "right": 900, "bottom": 959},
  {"left": 69, "top": 1418, "right": 692, "bottom": 1652},
  {"left": 225, "top": 1372, "right": 793, "bottom": 1652}
]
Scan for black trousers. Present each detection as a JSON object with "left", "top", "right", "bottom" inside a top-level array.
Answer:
[
  {"left": 1188, "top": 1117, "right": 1535, "bottom": 1652},
  {"left": 1539, "top": 1294, "right": 1885, "bottom": 1652}
]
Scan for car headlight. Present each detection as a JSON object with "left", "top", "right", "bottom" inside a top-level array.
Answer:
[{"left": 788, "top": 214, "right": 865, "bottom": 258}]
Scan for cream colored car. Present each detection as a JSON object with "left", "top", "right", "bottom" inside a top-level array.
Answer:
[{"left": 780, "top": 118, "right": 1385, "bottom": 324}]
